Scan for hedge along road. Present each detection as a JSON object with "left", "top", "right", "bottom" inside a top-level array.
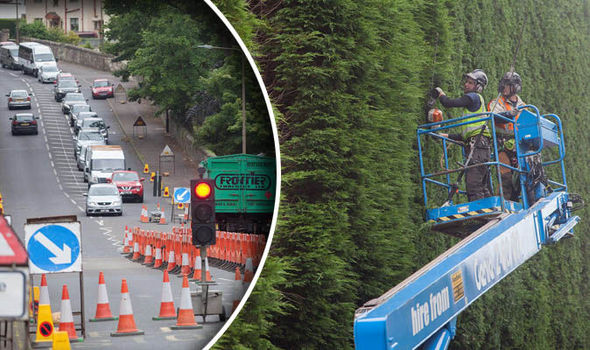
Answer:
[{"left": 0, "top": 62, "right": 234, "bottom": 349}]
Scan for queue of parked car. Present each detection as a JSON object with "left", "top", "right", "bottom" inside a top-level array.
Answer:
[{"left": 2, "top": 40, "right": 143, "bottom": 216}]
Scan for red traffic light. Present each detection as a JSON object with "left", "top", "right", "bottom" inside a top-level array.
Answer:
[{"left": 195, "top": 182, "right": 212, "bottom": 199}]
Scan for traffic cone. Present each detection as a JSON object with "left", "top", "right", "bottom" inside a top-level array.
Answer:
[
  {"left": 34, "top": 304, "right": 54, "bottom": 343},
  {"left": 158, "top": 207, "right": 167, "bottom": 225},
  {"left": 110, "top": 279, "right": 144, "bottom": 336},
  {"left": 122, "top": 226, "right": 132, "bottom": 254},
  {"left": 140, "top": 205, "right": 149, "bottom": 223},
  {"left": 153, "top": 241, "right": 163, "bottom": 269},
  {"left": 143, "top": 243, "right": 153, "bottom": 265},
  {"left": 190, "top": 253, "right": 202, "bottom": 281},
  {"left": 171, "top": 275, "right": 202, "bottom": 329},
  {"left": 90, "top": 272, "right": 117, "bottom": 322},
  {"left": 204, "top": 257, "right": 213, "bottom": 282},
  {"left": 166, "top": 249, "right": 176, "bottom": 272},
  {"left": 232, "top": 267, "right": 243, "bottom": 311},
  {"left": 131, "top": 240, "right": 141, "bottom": 261},
  {"left": 180, "top": 249, "right": 191, "bottom": 276},
  {"left": 52, "top": 331, "right": 71, "bottom": 350},
  {"left": 39, "top": 274, "right": 51, "bottom": 309},
  {"left": 152, "top": 270, "right": 176, "bottom": 320},
  {"left": 59, "top": 285, "right": 82, "bottom": 342}
]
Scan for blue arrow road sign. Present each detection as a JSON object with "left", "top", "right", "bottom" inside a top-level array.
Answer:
[
  {"left": 174, "top": 187, "right": 190, "bottom": 203},
  {"left": 27, "top": 225, "right": 80, "bottom": 273}
]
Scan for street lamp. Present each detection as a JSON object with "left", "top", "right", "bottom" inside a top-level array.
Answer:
[{"left": 197, "top": 44, "right": 247, "bottom": 154}]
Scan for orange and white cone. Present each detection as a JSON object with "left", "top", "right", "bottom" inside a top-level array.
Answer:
[
  {"left": 166, "top": 249, "right": 176, "bottom": 272},
  {"left": 140, "top": 205, "right": 149, "bottom": 223},
  {"left": 180, "top": 250, "right": 191, "bottom": 276},
  {"left": 190, "top": 255, "right": 202, "bottom": 281},
  {"left": 110, "top": 279, "right": 144, "bottom": 336},
  {"left": 158, "top": 207, "right": 167, "bottom": 225},
  {"left": 131, "top": 240, "right": 141, "bottom": 261},
  {"left": 153, "top": 243, "right": 163, "bottom": 269},
  {"left": 171, "top": 275, "right": 202, "bottom": 329},
  {"left": 143, "top": 243, "right": 153, "bottom": 265},
  {"left": 90, "top": 272, "right": 117, "bottom": 322},
  {"left": 59, "top": 285, "right": 82, "bottom": 341},
  {"left": 39, "top": 274, "right": 51, "bottom": 309},
  {"left": 152, "top": 270, "right": 176, "bottom": 320},
  {"left": 232, "top": 267, "right": 243, "bottom": 311},
  {"left": 204, "top": 257, "right": 213, "bottom": 282},
  {"left": 122, "top": 226, "right": 131, "bottom": 254}
]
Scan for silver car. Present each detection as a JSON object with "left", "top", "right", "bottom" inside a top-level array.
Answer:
[
  {"left": 77, "top": 117, "right": 109, "bottom": 143},
  {"left": 38, "top": 64, "right": 60, "bottom": 83},
  {"left": 6, "top": 90, "right": 32, "bottom": 110},
  {"left": 68, "top": 103, "right": 91, "bottom": 127},
  {"left": 61, "top": 92, "right": 86, "bottom": 114},
  {"left": 74, "top": 128, "right": 105, "bottom": 160},
  {"left": 84, "top": 184, "right": 122, "bottom": 216}
]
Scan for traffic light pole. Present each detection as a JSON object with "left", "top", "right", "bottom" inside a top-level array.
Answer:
[{"left": 200, "top": 245, "right": 210, "bottom": 321}]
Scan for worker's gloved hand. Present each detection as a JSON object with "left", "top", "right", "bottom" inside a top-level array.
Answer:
[
  {"left": 507, "top": 109, "right": 519, "bottom": 117},
  {"left": 435, "top": 87, "right": 445, "bottom": 98}
]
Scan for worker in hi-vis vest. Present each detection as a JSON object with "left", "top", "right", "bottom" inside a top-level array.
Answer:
[
  {"left": 436, "top": 69, "right": 492, "bottom": 202},
  {"left": 488, "top": 72, "right": 526, "bottom": 201}
]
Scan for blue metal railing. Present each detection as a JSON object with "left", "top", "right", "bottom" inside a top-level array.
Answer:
[{"left": 417, "top": 105, "right": 567, "bottom": 211}]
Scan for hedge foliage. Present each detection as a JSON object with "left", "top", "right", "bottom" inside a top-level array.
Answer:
[{"left": 214, "top": 0, "right": 590, "bottom": 349}]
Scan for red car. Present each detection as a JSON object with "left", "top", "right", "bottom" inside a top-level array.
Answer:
[
  {"left": 108, "top": 170, "right": 144, "bottom": 202},
  {"left": 91, "top": 79, "right": 114, "bottom": 99}
]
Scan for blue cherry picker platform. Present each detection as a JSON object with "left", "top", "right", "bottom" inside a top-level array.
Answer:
[{"left": 353, "top": 105, "right": 582, "bottom": 349}]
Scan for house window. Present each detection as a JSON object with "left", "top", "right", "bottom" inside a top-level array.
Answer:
[
  {"left": 34, "top": 0, "right": 43, "bottom": 3},
  {"left": 70, "top": 18, "right": 79, "bottom": 31},
  {"left": 93, "top": 20, "right": 103, "bottom": 31},
  {"left": 53, "top": 0, "right": 59, "bottom": 7}
]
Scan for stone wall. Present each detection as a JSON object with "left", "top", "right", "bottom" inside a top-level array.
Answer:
[{"left": 21, "top": 37, "right": 125, "bottom": 73}]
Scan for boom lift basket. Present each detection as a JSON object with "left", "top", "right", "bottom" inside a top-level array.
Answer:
[{"left": 417, "top": 105, "right": 567, "bottom": 236}]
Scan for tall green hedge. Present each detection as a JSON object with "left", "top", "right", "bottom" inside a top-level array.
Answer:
[{"left": 214, "top": 0, "right": 590, "bottom": 349}]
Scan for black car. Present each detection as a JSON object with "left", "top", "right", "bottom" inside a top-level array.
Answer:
[
  {"left": 10, "top": 113, "right": 39, "bottom": 135},
  {"left": 54, "top": 79, "right": 81, "bottom": 102}
]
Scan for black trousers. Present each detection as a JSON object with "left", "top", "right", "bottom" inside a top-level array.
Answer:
[{"left": 465, "top": 136, "right": 492, "bottom": 201}]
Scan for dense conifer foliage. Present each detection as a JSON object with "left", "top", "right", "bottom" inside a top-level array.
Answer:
[{"left": 215, "top": 0, "right": 590, "bottom": 348}]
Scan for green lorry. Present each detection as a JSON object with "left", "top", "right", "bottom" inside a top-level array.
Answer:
[{"left": 200, "top": 154, "right": 277, "bottom": 235}]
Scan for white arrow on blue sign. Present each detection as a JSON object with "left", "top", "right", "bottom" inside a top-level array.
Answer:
[
  {"left": 174, "top": 187, "right": 191, "bottom": 204},
  {"left": 25, "top": 222, "right": 82, "bottom": 274}
]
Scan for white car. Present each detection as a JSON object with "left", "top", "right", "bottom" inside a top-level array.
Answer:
[
  {"left": 38, "top": 65, "right": 60, "bottom": 83},
  {"left": 84, "top": 184, "right": 122, "bottom": 216}
]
